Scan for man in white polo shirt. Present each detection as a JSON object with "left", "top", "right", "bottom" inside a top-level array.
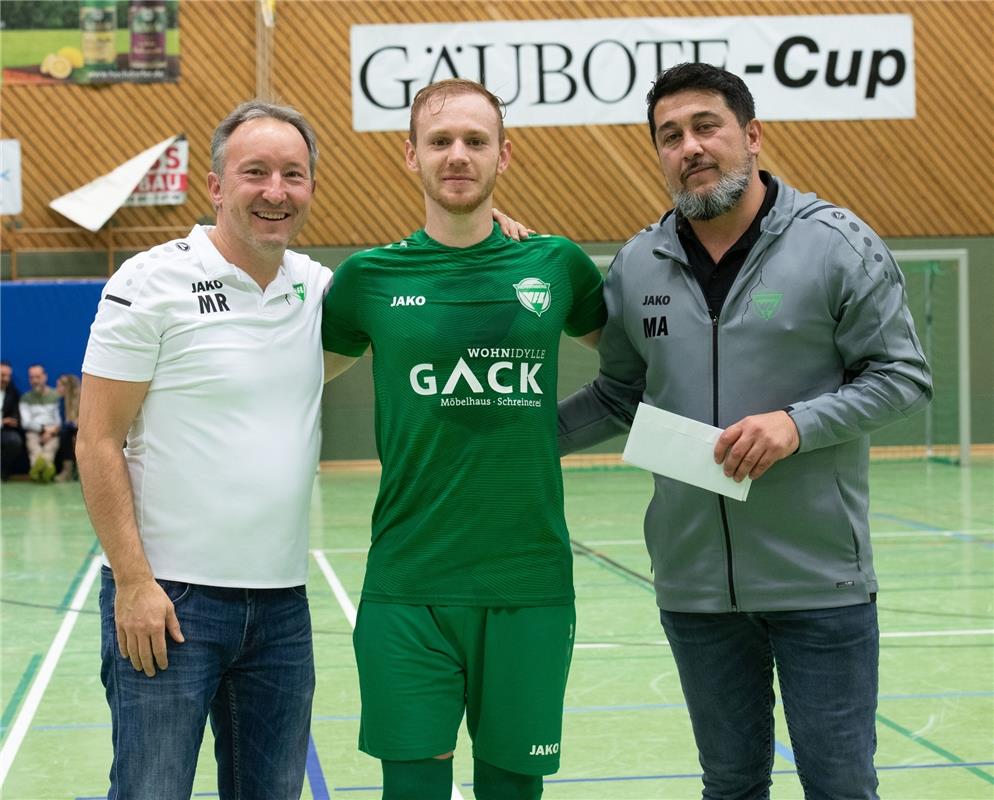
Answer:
[{"left": 77, "top": 101, "right": 330, "bottom": 799}]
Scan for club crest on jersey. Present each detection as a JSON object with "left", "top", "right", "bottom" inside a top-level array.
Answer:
[
  {"left": 513, "top": 278, "right": 551, "bottom": 317},
  {"left": 292, "top": 282, "right": 306, "bottom": 301}
]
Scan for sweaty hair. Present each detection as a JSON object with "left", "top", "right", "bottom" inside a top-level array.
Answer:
[
  {"left": 408, "top": 79, "right": 506, "bottom": 145},
  {"left": 210, "top": 100, "right": 319, "bottom": 178},
  {"left": 646, "top": 62, "right": 756, "bottom": 142}
]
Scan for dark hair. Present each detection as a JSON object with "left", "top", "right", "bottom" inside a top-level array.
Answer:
[
  {"left": 646, "top": 63, "right": 756, "bottom": 142},
  {"left": 210, "top": 100, "right": 318, "bottom": 178},
  {"left": 409, "top": 79, "right": 506, "bottom": 145}
]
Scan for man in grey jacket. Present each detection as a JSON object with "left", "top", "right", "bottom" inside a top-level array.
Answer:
[{"left": 559, "top": 63, "right": 932, "bottom": 799}]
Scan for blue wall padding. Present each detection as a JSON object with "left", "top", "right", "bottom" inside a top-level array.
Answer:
[{"left": 0, "top": 280, "right": 107, "bottom": 387}]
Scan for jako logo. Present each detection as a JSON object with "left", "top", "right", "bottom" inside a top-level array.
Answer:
[
  {"left": 529, "top": 743, "right": 560, "bottom": 756},
  {"left": 391, "top": 295, "right": 426, "bottom": 306},
  {"left": 410, "top": 358, "right": 542, "bottom": 396}
]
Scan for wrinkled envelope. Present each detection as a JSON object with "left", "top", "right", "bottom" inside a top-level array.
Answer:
[{"left": 622, "top": 403, "right": 751, "bottom": 502}]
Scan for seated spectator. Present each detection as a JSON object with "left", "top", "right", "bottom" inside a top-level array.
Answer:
[
  {"left": 55, "top": 373, "right": 80, "bottom": 482},
  {"left": 20, "top": 364, "right": 61, "bottom": 483},
  {"left": 1, "top": 361, "right": 26, "bottom": 481}
]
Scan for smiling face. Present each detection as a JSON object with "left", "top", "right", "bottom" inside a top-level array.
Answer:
[
  {"left": 652, "top": 89, "right": 762, "bottom": 220},
  {"left": 207, "top": 117, "right": 314, "bottom": 266},
  {"left": 405, "top": 90, "right": 510, "bottom": 216}
]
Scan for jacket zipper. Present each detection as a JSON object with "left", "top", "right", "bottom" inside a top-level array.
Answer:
[{"left": 712, "top": 312, "right": 738, "bottom": 610}]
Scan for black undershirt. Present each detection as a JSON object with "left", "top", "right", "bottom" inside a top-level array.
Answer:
[{"left": 675, "top": 172, "right": 778, "bottom": 319}]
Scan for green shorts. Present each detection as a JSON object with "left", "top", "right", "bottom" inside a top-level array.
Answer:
[{"left": 353, "top": 601, "right": 576, "bottom": 775}]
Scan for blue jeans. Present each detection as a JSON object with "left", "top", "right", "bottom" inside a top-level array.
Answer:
[
  {"left": 99, "top": 566, "right": 315, "bottom": 799},
  {"left": 659, "top": 603, "right": 879, "bottom": 800}
]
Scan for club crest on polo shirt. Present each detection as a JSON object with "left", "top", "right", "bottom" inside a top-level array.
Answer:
[
  {"left": 514, "top": 278, "right": 551, "bottom": 317},
  {"left": 293, "top": 282, "right": 306, "bottom": 301}
]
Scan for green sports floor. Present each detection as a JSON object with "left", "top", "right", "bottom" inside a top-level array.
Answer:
[{"left": 1, "top": 459, "right": 992, "bottom": 799}]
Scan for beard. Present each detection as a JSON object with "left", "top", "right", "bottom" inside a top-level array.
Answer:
[
  {"left": 422, "top": 167, "right": 499, "bottom": 215},
  {"left": 670, "top": 153, "right": 754, "bottom": 221}
]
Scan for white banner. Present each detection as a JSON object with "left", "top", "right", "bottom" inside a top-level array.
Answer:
[
  {"left": 49, "top": 135, "right": 179, "bottom": 232},
  {"left": 0, "top": 140, "right": 22, "bottom": 215},
  {"left": 351, "top": 15, "right": 915, "bottom": 131}
]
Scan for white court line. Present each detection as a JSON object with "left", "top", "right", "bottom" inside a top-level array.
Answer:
[
  {"left": 881, "top": 628, "right": 994, "bottom": 639},
  {"left": 312, "top": 549, "right": 356, "bottom": 628},
  {"left": 0, "top": 555, "right": 102, "bottom": 786},
  {"left": 873, "top": 529, "right": 994, "bottom": 539},
  {"left": 310, "top": 550, "right": 465, "bottom": 800},
  {"left": 574, "top": 628, "right": 994, "bottom": 650}
]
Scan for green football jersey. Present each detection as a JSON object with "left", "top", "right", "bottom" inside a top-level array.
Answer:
[{"left": 322, "top": 224, "right": 606, "bottom": 606}]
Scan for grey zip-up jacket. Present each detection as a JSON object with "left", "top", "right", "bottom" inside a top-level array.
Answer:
[{"left": 559, "top": 177, "right": 932, "bottom": 612}]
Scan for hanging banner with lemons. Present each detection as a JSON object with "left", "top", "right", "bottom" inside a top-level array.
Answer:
[{"left": 1, "top": 1, "right": 180, "bottom": 85}]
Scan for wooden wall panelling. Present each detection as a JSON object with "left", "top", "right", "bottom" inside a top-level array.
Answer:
[{"left": 2, "top": 0, "right": 991, "bottom": 254}]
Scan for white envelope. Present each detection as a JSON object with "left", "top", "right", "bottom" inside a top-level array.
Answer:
[{"left": 622, "top": 402, "right": 751, "bottom": 502}]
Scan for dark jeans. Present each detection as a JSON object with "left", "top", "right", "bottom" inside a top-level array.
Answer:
[
  {"left": 56, "top": 422, "right": 77, "bottom": 471},
  {"left": 660, "top": 602, "right": 879, "bottom": 800},
  {"left": 99, "top": 567, "right": 315, "bottom": 799},
  {"left": 0, "top": 427, "right": 26, "bottom": 479}
]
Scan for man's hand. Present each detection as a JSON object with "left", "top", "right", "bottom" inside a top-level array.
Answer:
[
  {"left": 492, "top": 207, "right": 534, "bottom": 241},
  {"left": 1, "top": 416, "right": 17, "bottom": 428},
  {"left": 114, "top": 577, "right": 185, "bottom": 677},
  {"left": 714, "top": 410, "right": 799, "bottom": 482}
]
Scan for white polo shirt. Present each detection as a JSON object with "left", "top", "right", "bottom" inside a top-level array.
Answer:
[{"left": 83, "top": 225, "right": 332, "bottom": 587}]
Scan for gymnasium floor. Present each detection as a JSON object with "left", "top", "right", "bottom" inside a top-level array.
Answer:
[{"left": 1, "top": 459, "right": 992, "bottom": 799}]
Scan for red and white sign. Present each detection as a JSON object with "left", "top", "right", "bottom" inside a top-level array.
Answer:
[{"left": 123, "top": 137, "right": 188, "bottom": 206}]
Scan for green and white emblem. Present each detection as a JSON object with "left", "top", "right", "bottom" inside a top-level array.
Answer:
[
  {"left": 752, "top": 291, "right": 783, "bottom": 320},
  {"left": 513, "top": 278, "right": 551, "bottom": 317},
  {"left": 293, "top": 282, "right": 306, "bottom": 302}
]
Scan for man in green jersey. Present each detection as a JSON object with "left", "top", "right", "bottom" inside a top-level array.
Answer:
[{"left": 322, "top": 79, "right": 605, "bottom": 799}]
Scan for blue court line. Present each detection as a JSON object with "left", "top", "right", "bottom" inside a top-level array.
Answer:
[
  {"left": 534, "top": 762, "right": 994, "bottom": 786},
  {"left": 324, "top": 761, "right": 994, "bottom": 792},
  {"left": 871, "top": 513, "right": 993, "bottom": 547},
  {"left": 877, "top": 711, "right": 994, "bottom": 784},
  {"left": 78, "top": 793, "right": 254, "bottom": 799},
  {"left": 307, "top": 734, "right": 331, "bottom": 800},
  {"left": 774, "top": 740, "right": 795, "bottom": 763},
  {"left": 74, "top": 737, "right": 331, "bottom": 800},
  {"left": 77, "top": 761, "right": 994, "bottom": 797},
  {"left": 0, "top": 652, "right": 42, "bottom": 738},
  {"left": 58, "top": 539, "right": 102, "bottom": 614},
  {"left": 36, "top": 689, "right": 994, "bottom": 732}
]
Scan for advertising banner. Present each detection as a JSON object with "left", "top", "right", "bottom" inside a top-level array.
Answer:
[
  {"left": 49, "top": 134, "right": 183, "bottom": 231},
  {"left": 1, "top": 1, "right": 180, "bottom": 85},
  {"left": 352, "top": 14, "right": 915, "bottom": 131},
  {"left": 1, "top": 140, "right": 23, "bottom": 215}
]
